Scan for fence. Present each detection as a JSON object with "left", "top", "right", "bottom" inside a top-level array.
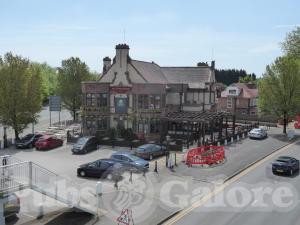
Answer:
[
  {"left": 186, "top": 146, "right": 225, "bottom": 166},
  {"left": 0, "top": 156, "right": 96, "bottom": 215}
]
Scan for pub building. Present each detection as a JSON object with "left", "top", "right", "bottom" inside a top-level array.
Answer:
[{"left": 81, "top": 44, "right": 217, "bottom": 140}]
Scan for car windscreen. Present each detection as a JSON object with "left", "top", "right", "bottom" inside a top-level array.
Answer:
[
  {"left": 23, "top": 134, "right": 34, "bottom": 140},
  {"left": 127, "top": 154, "right": 142, "bottom": 161},
  {"left": 276, "top": 159, "right": 289, "bottom": 163},
  {"left": 76, "top": 138, "right": 89, "bottom": 145},
  {"left": 136, "top": 148, "right": 146, "bottom": 152}
]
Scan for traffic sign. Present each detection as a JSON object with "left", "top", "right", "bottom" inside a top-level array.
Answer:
[
  {"left": 49, "top": 96, "right": 61, "bottom": 111},
  {"left": 117, "top": 209, "right": 134, "bottom": 225}
]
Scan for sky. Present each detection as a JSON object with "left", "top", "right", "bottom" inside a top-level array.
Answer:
[{"left": 0, "top": 0, "right": 299, "bottom": 76}]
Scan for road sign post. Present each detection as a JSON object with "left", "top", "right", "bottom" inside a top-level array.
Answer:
[{"left": 49, "top": 96, "right": 62, "bottom": 126}]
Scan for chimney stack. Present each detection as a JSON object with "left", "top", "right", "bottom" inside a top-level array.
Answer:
[
  {"left": 211, "top": 60, "right": 215, "bottom": 70},
  {"left": 103, "top": 56, "right": 111, "bottom": 74}
]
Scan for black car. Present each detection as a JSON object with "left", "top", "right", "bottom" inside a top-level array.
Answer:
[
  {"left": 77, "top": 159, "right": 123, "bottom": 180},
  {"left": 272, "top": 156, "right": 299, "bottom": 176},
  {"left": 4, "top": 193, "right": 20, "bottom": 218},
  {"left": 16, "top": 133, "right": 43, "bottom": 149},
  {"left": 72, "top": 136, "right": 98, "bottom": 154}
]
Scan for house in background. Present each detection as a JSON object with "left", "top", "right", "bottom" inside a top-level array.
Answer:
[
  {"left": 217, "top": 83, "right": 258, "bottom": 115},
  {"left": 81, "top": 44, "right": 216, "bottom": 136}
]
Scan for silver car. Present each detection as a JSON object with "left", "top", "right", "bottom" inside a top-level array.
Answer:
[
  {"left": 248, "top": 128, "right": 267, "bottom": 139},
  {"left": 4, "top": 193, "right": 20, "bottom": 218}
]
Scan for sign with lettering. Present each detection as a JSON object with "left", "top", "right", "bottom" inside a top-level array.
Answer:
[
  {"left": 49, "top": 96, "right": 61, "bottom": 111},
  {"left": 115, "top": 96, "right": 128, "bottom": 114},
  {"left": 110, "top": 87, "right": 131, "bottom": 94}
]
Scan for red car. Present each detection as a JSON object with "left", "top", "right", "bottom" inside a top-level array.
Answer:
[{"left": 35, "top": 136, "right": 63, "bottom": 150}]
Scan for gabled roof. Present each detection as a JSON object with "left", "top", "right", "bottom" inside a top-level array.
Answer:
[
  {"left": 221, "top": 83, "right": 258, "bottom": 98},
  {"left": 161, "top": 67, "right": 213, "bottom": 84},
  {"left": 130, "top": 60, "right": 168, "bottom": 84}
]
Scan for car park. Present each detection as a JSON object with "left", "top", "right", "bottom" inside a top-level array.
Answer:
[
  {"left": 71, "top": 136, "right": 98, "bottom": 154},
  {"left": 110, "top": 151, "right": 149, "bottom": 171},
  {"left": 35, "top": 136, "right": 63, "bottom": 150},
  {"left": 77, "top": 159, "right": 123, "bottom": 180},
  {"left": 135, "top": 144, "right": 166, "bottom": 160},
  {"left": 272, "top": 156, "right": 299, "bottom": 176},
  {"left": 248, "top": 128, "right": 267, "bottom": 139},
  {"left": 16, "top": 133, "right": 44, "bottom": 149},
  {"left": 3, "top": 193, "right": 20, "bottom": 218}
]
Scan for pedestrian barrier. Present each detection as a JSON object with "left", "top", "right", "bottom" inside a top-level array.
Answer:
[
  {"left": 186, "top": 146, "right": 225, "bottom": 166},
  {"left": 0, "top": 155, "right": 96, "bottom": 216}
]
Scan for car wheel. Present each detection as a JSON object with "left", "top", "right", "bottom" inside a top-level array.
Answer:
[
  {"left": 149, "top": 154, "right": 153, "bottom": 160},
  {"left": 106, "top": 173, "right": 113, "bottom": 180}
]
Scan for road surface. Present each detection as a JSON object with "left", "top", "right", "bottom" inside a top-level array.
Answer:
[{"left": 167, "top": 140, "right": 300, "bottom": 225}]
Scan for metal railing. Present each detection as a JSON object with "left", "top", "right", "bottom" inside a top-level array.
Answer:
[
  {"left": 0, "top": 155, "right": 23, "bottom": 166},
  {"left": 0, "top": 157, "right": 96, "bottom": 215}
]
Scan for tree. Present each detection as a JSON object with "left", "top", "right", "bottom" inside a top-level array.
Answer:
[
  {"left": 0, "top": 53, "right": 43, "bottom": 139},
  {"left": 282, "top": 27, "right": 300, "bottom": 58},
  {"left": 258, "top": 56, "right": 300, "bottom": 133},
  {"left": 215, "top": 69, "right": 256, "bottom": 86},
  {"left": 239, "top": 74, "right": 256, "bottom": 84},
  {"left": 32, "top": 63, "right": 58, "bottom": 102},
  {"left": 57, "top": 57, "right": 91, "bottom": 121}
]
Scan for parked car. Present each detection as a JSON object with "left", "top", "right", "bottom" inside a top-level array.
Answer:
[
  {"left": 77, "top": 159, "right": 123, "bottom": 180},
  {"left": 248, "top": 128, "right": 267, "bottom": 139},
  {"left": 35, "top": 136, "right": 63, "bottom": 150},
  {"left": 272, "top": 156, "right": 299, "bottom": 176},
  {"left": 16, "top": 133, "right": 44, "bottom": 149},
  {"left": 72, "top": 136, "right": 98, "bottom": 154},
  {"left": 110, "top": 151, "right": 149, "bottom": 171},
  {"left": 135, "top": 144, "right": 166, "bottom": 160},
  {"left": 4, "top": 193, "right": 20, "bottom": 218}
]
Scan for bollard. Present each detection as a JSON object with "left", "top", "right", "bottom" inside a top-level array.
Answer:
[
  {"left": 154, "top": 161, "right": 158, "bottom": 173},
  {"left": 129, "top": 171, "right": 133, "bottom": 183},
  {"left": 114, "top": 180, "right": 118, "bottom": 189},
  {"left": 37, "top": 203, "right": 44, "bottom": 219},
  {"left": 242, "top": 133, "right": 245, "bottom": 139},
  {"left": 224, "top": 139, "right": 227, "bottom": 146},
  {"left": 231, "top": 137, "right": 234, "bottom": 143},
  {"left": 143, "top": 168, "right": 146, "bottom": 177},
  {"left": 217, "top": 141, "right": 220, "bottom": 146},
  {"left": 237, "top": 135, "right": 240, "bottom": 141},
  {"left": 174, "top": 153, "right": 177, "bottom": 167}
]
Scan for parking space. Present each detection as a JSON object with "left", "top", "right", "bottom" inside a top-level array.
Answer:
[{"left": 2, "top": 126, "right": 299, "bottom": 225}]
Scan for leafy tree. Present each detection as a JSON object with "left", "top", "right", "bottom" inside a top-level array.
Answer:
[
  {"left": 239, "top": 74, "right": 256, "bottom": 83},
  {"left": 282, "top": 27, "right": 300, "bottom": 58},
  {"left": 57, "top": 57, "right": 91, "bottom": 121},
  {"left": 258, "top": 56, "right": 300, "bottom": 133},
  {"left": 89, "top": 71, "right": 100, "bottom": 81},
  {"left": 32, "top": 63, "right": 58, "bottom": 102},
  {"left": 0, "top": 53, "right": 43, "bottom": 139}
]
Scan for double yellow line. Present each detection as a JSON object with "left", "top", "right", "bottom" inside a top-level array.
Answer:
[{"left": 163, "top": 140, "right": 298, "bottom": 225}]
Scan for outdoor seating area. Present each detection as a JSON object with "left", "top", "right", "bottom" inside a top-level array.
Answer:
[{"left": 161, "top": 111, "right": 258, "bottom": 148}]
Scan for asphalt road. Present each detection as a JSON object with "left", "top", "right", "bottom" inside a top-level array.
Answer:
[
  {"left": 0, "top": 106, "right": 72, "bottom": 141},
  {"left": 168, "top": 140, "right": 300, "bottom": 225}
]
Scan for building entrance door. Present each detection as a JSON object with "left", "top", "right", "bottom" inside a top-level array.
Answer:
[{"left": 117, "top": 117, "right": 125, "bottom": 129}]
